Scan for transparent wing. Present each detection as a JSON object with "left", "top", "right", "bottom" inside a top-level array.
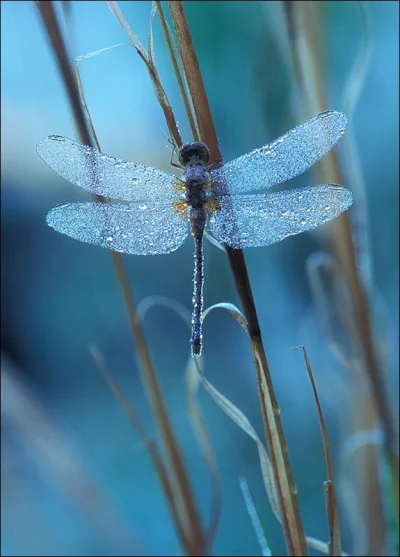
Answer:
[
  {"left": 208, "top": 185, "right": 352, "bottom": 248},
  {"left": 47, "top": 202, "right": 189, "bottom": 255},
  {"left": 211, "top": 111, "right": 347, "bottom": 195},
  {"left": 37, "top": 136, "right": 177, "bottom": 202}
]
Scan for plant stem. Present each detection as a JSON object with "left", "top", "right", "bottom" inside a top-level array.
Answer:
[{"left": 168, "top": 3, "right": 308, "bottom": 555}]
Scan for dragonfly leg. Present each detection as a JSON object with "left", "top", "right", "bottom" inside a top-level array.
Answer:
[{"left": 169, "top": 139, "right": 183, "bottom": 169}]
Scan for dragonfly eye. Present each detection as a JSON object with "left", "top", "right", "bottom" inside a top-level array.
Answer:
[{"left": 179, "top": 142, "right": 210, "bottom": 166}]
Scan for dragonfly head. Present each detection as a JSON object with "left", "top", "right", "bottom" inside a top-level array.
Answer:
[{"left": 179, "top": 142, "right": 210, "bottom": 167}]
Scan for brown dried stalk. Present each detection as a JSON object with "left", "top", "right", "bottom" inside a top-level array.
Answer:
[
  {"left": 281, "top": 1, "right": 398, "bottom": 552},
  {"left": 283, "top": 0, "right": 397, "bottom": 476},
  {"left": 36, "top": 2, "right": 205, "bottom": 554},
  {"left": 295, "top": 346, "right": 342, "bottom": 557},
  {"left": 89, "top": 345, "right": 192, "bottom": 551},
  {"left": 167, "top": 2, "right": 308, "bottom": 555},
  {"left": 156, "top": 1, "right": 199, "bottom": 141}
]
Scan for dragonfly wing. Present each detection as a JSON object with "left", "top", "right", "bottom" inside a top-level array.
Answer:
[
  {"left": 47, "top": 202, "right": 189, "bottom": 255},
  {"left": 208, "top": 185, "right": 352, "bottom": 248},
  {"left": 37, "top": 136, "right": 177, "bottom": 202},
  {"left": 211, "top": 111, "right": 347, "bottom": 195}
]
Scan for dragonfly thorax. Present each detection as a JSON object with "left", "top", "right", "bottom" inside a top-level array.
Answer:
[{"left": 183, "top": 164, "right": 211, "bottom": 209}]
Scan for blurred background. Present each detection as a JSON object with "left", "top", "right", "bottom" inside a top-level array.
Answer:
[{"left": 1, "top": 1, "right": 398, "bottom": 556}]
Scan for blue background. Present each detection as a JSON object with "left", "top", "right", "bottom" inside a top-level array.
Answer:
[{"left": 1, "top": 2, "right": 398, "bottom": 556}]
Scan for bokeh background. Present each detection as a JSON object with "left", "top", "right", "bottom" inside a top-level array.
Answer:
[{"left": 1, "top": 1, "right": 398, "bottom": 556}]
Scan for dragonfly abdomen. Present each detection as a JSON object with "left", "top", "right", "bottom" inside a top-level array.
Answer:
[
  {"left": 189, "top": 206, "right": 206, "bottom": 236},
  {"left": 191, "top": 231, "right": 205, "bottom": 357},
  {"left": 189, "top": 206, "right": 206, "bottom": 357}
]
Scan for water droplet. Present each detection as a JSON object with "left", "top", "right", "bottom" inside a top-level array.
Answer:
[
  {"left": 298, "top": 194, "right": 303, "bottom": 200},
  {"left": 324, "top": 206, "right": 331, "bottom": 211},
  {"left": 300, "top": 219, "right": 307, "bottom": 226},
  {"left": 106, "top": 236, "right": 113, "bottom": 242},
  {"left": 131, "top": 178, "right": 139, "bottom": 185},
  {"left": 282, "top": 210, "right": 289, "bottom": 217}
]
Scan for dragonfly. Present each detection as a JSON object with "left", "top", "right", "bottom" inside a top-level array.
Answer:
[{"left": 37, "top": 110, "right": 353, "bottom": 357}]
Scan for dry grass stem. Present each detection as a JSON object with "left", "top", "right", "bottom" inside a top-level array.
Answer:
[
  {"left": 284, "top": 0, "right": 396, "bottom": 471},
  {"left": 37, "top": 2, "right": 206, "bottom": 554},
  {"left": 281, "top": 1, "right": 398, "bottom": 552},
  {"left": 156, "top": 1, "right": 199, "bottom": 141},
  {"left": 107, "top": 0, "right": 182, "bottom": 148},
  {"left": 89, "top": 345, "right": 192, "bottom": 551},
  {"left": 166, "top": 3, "right": 308, "bottom": 554},
  {"left": 294, "top": 346, "right": 342, "bottom": 556},
  {"left": 191, "top": 355, "right": 281, "bottom": 521},
  {"left": 136, "top": 296, "right": 221, "bottom": 551},
  {"left": 167, "top": 2, "right": 219, "bottom": 162}
]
